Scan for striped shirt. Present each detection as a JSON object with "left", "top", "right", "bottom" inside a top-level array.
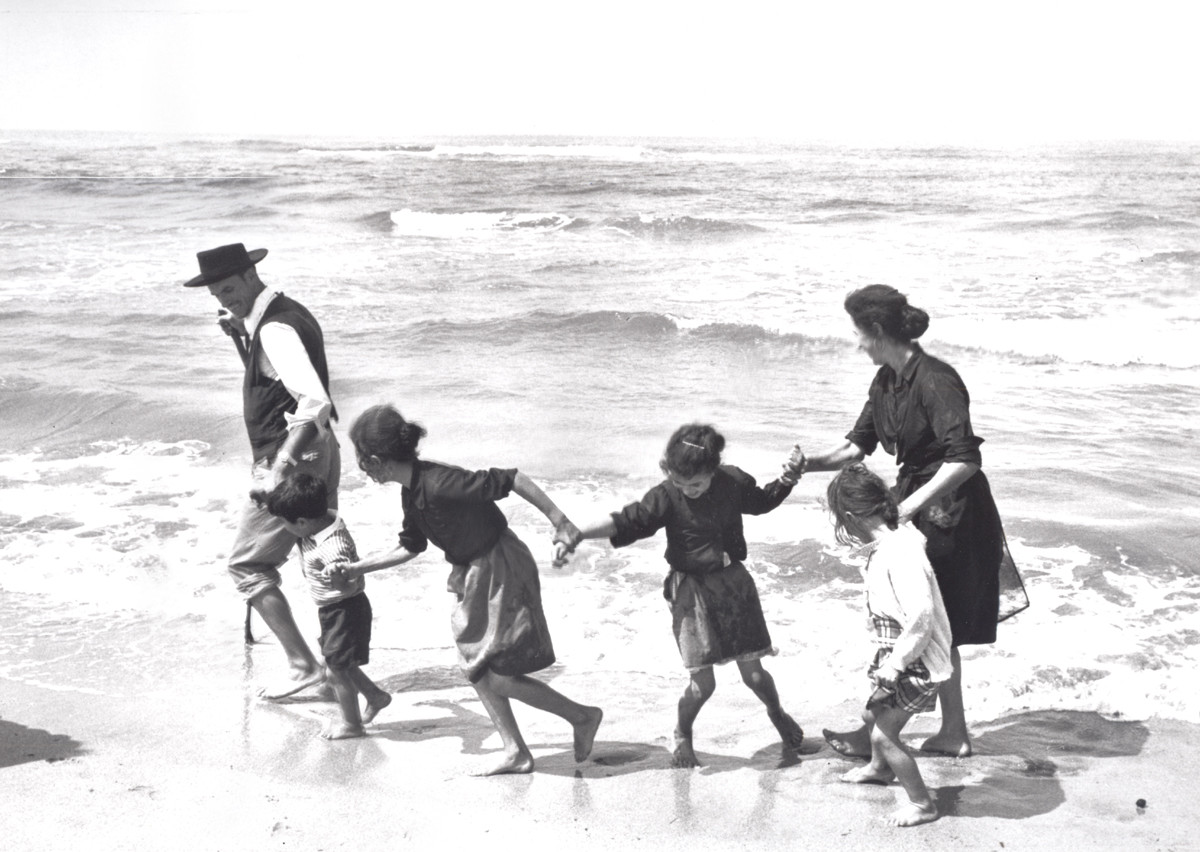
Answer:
[{"left": 296, "top": 515, "right": 364, "bottom": 606}]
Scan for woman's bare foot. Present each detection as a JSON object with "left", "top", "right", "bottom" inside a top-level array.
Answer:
[
  {"left": 362, "top": 692, "right": 392, "bottom": 724},
  {"left": 919, "top": 731, "right": 972, "bottom": 757},
  {"left": 320, "top": 719, "right": 366, "bottom": 740},
  {"left": 573, "top": 707, "right": 604, "bottom": 762},
  {"left": 470, "top": 751, "right": 535, "bottom": 776},
  {"left": 257, "top": 668, "right": 326, "bottom": 701},
  {"left": 769, "top": 709, "right": 805, "bottom": 751},
  {"left": 671, "top": 729, "right": 701, "bottom": 768},
  {"left": 884, "top": 800, "right": 939, "bottom": 827},
  {"left": 840, "top": 764, "right": 895, "bottom": 785},
  {"left": 823, "top": 726, "right": 872, "bottom": 759}
]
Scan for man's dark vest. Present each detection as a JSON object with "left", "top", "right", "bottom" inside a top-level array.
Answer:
[{"left": 243, "top": 293, "right": 337, "bottom": 463}]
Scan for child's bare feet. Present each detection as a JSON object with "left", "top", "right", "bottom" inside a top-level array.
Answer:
[
  {"left": 823, "top": 726, "right": 872, "bottom": 758},
  {"left": 574, "top": 707, "right": 604, "bottom": 762},
  {"left": 470, "top": 751, "right": 535, "bottom": 776},
  {"left": 884, "top": 800, "right": 939, "bottom": 827},
  {"left": 769, "top": 709, "right": 805, "bottom": 751},
  {"left": 362, "top": 692, "right": 392, "bottom": 724},
  {"left": 840, "top": 764, "right": 895, "bottom": 785},
  {"left": 320, "top": 719, "right": 366, "bottom": 740},
  {"left": 919, "top": 731, "right": 972, "bottom": 757},
  {"left": 671, "top": 729, "right": 701, "bottom": 768}
]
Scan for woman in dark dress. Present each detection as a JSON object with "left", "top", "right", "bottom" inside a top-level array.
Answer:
[
  {"left": 795, "top": 285, "right": 1018, "bottom": 759},
  {"left": 341, "top": 404, "right": 603, "bottom": 776}
]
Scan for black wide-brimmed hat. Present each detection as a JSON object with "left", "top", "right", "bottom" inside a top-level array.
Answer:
[{"left": 183, "top": 243, "right": 268, "bottom": 287}]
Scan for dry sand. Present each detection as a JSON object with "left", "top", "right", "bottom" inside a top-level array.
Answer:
[{"left": 3, "top": 637, "right": 1198, "bottom": 852}]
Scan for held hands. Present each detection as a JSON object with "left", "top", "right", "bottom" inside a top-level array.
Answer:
[
  {"left": 552, "top": 518, "right": 583, "bottom": 569},
  {"left": 780, "top": 443, "right": 807, "bottom": 486},
  {"left": 322, "top": 563, "right": 356, "bottom": 588}
]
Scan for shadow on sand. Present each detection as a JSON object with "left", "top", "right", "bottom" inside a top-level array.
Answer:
[
  {"left": 937, "top": 709, "right": 1149, "bottom": 820},
  {"left": 0, "top": 718, "right": 84, "bottom": 769}
]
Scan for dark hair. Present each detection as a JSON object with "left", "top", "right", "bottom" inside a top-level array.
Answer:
[
  {"left": 660, "top": 423, "right": 724, "bottom": 478},
  {"left": 844, "top": 284, "right": 929, "bottom": 343},
  {"left": 349, "top": 404, "right": 427, "bottom": 464},
  {"left": 262, "top": 473, "right": 328, "bottom": 524},
  {"left": 826, "top": 462, "right": 899, "bottom": 546}
]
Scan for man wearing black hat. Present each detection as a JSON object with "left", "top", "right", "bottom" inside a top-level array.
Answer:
[{"left": 185, "top": 243, "right": 339, "bottom": 699}]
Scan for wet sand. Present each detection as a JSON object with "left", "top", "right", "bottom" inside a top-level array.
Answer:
[{"left": 3, "top": 638, "right": 1197, "bottom": 852}]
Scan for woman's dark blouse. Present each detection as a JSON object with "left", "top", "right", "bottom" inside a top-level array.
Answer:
[
  {"left": 846, "top": 344, "right": 983, "bottom": 478},
  {"left": 609, "top": 465, "right": 793, "bottom": 574},
  {"left": 397, "top": 460, "right": 518, "bottom": 565}
]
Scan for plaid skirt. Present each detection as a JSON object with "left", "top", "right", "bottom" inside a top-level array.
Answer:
[{"left": 865, "top": 615, "right": 940, "bottom": 714}]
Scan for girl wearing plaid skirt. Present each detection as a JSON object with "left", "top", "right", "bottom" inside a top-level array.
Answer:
[{"left": 826, "top": 463, "right": 952, "bottom": 827}]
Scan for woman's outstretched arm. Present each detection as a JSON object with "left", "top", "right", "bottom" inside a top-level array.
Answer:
[
  {"left": 790, "top": 439, "right": 866, "bottom": 474},
  {"left": 512, "top": 471, "right": 582, "bottom": 554}
]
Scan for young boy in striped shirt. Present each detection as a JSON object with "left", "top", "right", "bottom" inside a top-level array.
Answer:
[{"left": 257, "top": 474, "right": 391, "bottom": 739}]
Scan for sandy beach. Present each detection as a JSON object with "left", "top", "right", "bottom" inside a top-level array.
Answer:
[{"left": 4, "top": 632, "right": 1197, "bottom": 852}]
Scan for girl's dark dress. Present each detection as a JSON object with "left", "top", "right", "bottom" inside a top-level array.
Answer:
[
  {"left": 608, "top": 465, "right": 793, "bottom": 670},
  {"left": 847, "top": 344, "right": 1025, "bottom": 646},
  {"left": 398, "top": 460, "right": 555, "bottom": 682}
]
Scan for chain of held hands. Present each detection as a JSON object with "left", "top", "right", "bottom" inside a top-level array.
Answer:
[{"left": 318, "top": 446, "right": 808, "bottom": 586}]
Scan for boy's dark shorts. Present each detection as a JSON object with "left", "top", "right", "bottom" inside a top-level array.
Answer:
[{"left": 318, "top": 592, "right": 372, "bottom": 669}]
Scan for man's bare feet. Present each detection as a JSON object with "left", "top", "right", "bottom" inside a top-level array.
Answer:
[
  {"left": 470, "top": 751, "right": 535, "bottom": 776},
  {"left": 573, "top": 707, "right": 604, "bottom": 762},
  {"left": 257, "top": 668, "right": 326, "bottom": 701},
  {"left": 919, "top": 732, "right": 972, "bottom": 757},
  {"left": 362, "top": 692, "right": 392, "bottom": 724},
  {"left": 320, "top": 718, "right": 366, "bottom": 740},
  {"left": 823, "top": 726, "right": 871, "bottom": 759},
  {"left": 884, "top": 800, "right": 939, "bottom": 827},
  {"left": 671, "top": 729, "right": 701, "bottom": 769},
  {"left": 770, "top": 709, "right": 805, "bottom": 751},
  {"left": 840, "top": 764, "right": 895, "bottom": 785}
]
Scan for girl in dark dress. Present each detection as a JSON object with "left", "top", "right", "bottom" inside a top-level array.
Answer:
[
  {"left": 340, "top": 404, "right": 603, "bottom": 776},
  {"left": 562, "top": 423, "right": 806, "bottom": 768},
  {"left": 793, "top": 284, "right": 1024, "bottom": 759}
]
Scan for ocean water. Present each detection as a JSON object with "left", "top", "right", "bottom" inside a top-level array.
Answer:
[{"left": 2, "top": 131, "right": 1198, "bottom": 724}]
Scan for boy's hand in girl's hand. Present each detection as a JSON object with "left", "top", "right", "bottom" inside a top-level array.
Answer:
[{"left": 323, "top": 563, "right": 353, "bottom": 587}]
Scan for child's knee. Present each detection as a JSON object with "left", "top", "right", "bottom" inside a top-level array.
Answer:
[
  {"left": 740, "top": 669, "right": 764, "bottom": 690},
  {"left": 687, "top": 675, "right": 715, "bottom": 701}
]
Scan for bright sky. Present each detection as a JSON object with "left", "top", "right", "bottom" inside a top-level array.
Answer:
[{"left": 2, "top": 0, "right": 1197, "bottom": 143}]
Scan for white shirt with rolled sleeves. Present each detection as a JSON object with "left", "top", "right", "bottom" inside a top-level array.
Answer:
[{"left": 243, "top": 287, "right": 332, "bottom": 435}]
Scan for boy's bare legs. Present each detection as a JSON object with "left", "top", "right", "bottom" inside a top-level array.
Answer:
[
  {"left": 736, "top": 659, "right": 804, "bottom": 751},
  {"left": 843, "top": 705, "right": 939, "bottom": 827},
  {"left": 471, "top": 671, "right": 603, "bottom": 775},
  {"left": 321, "top": 665, "right": 366, "bottom": 740},
  {"left": 673, "top": 667, "right": 715, "bottom": 768},
  {"left": 920, "top": 648, "right": 972, "bottom": 757},
  {"left": 252, "top": 587, "right": 325, "bottom": 699},
  {"left": 840, "top": 706, "right": 895, "bottom": 785},
  {"left": 349, "top": 668, "right": 392, "bottom": 724}
]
